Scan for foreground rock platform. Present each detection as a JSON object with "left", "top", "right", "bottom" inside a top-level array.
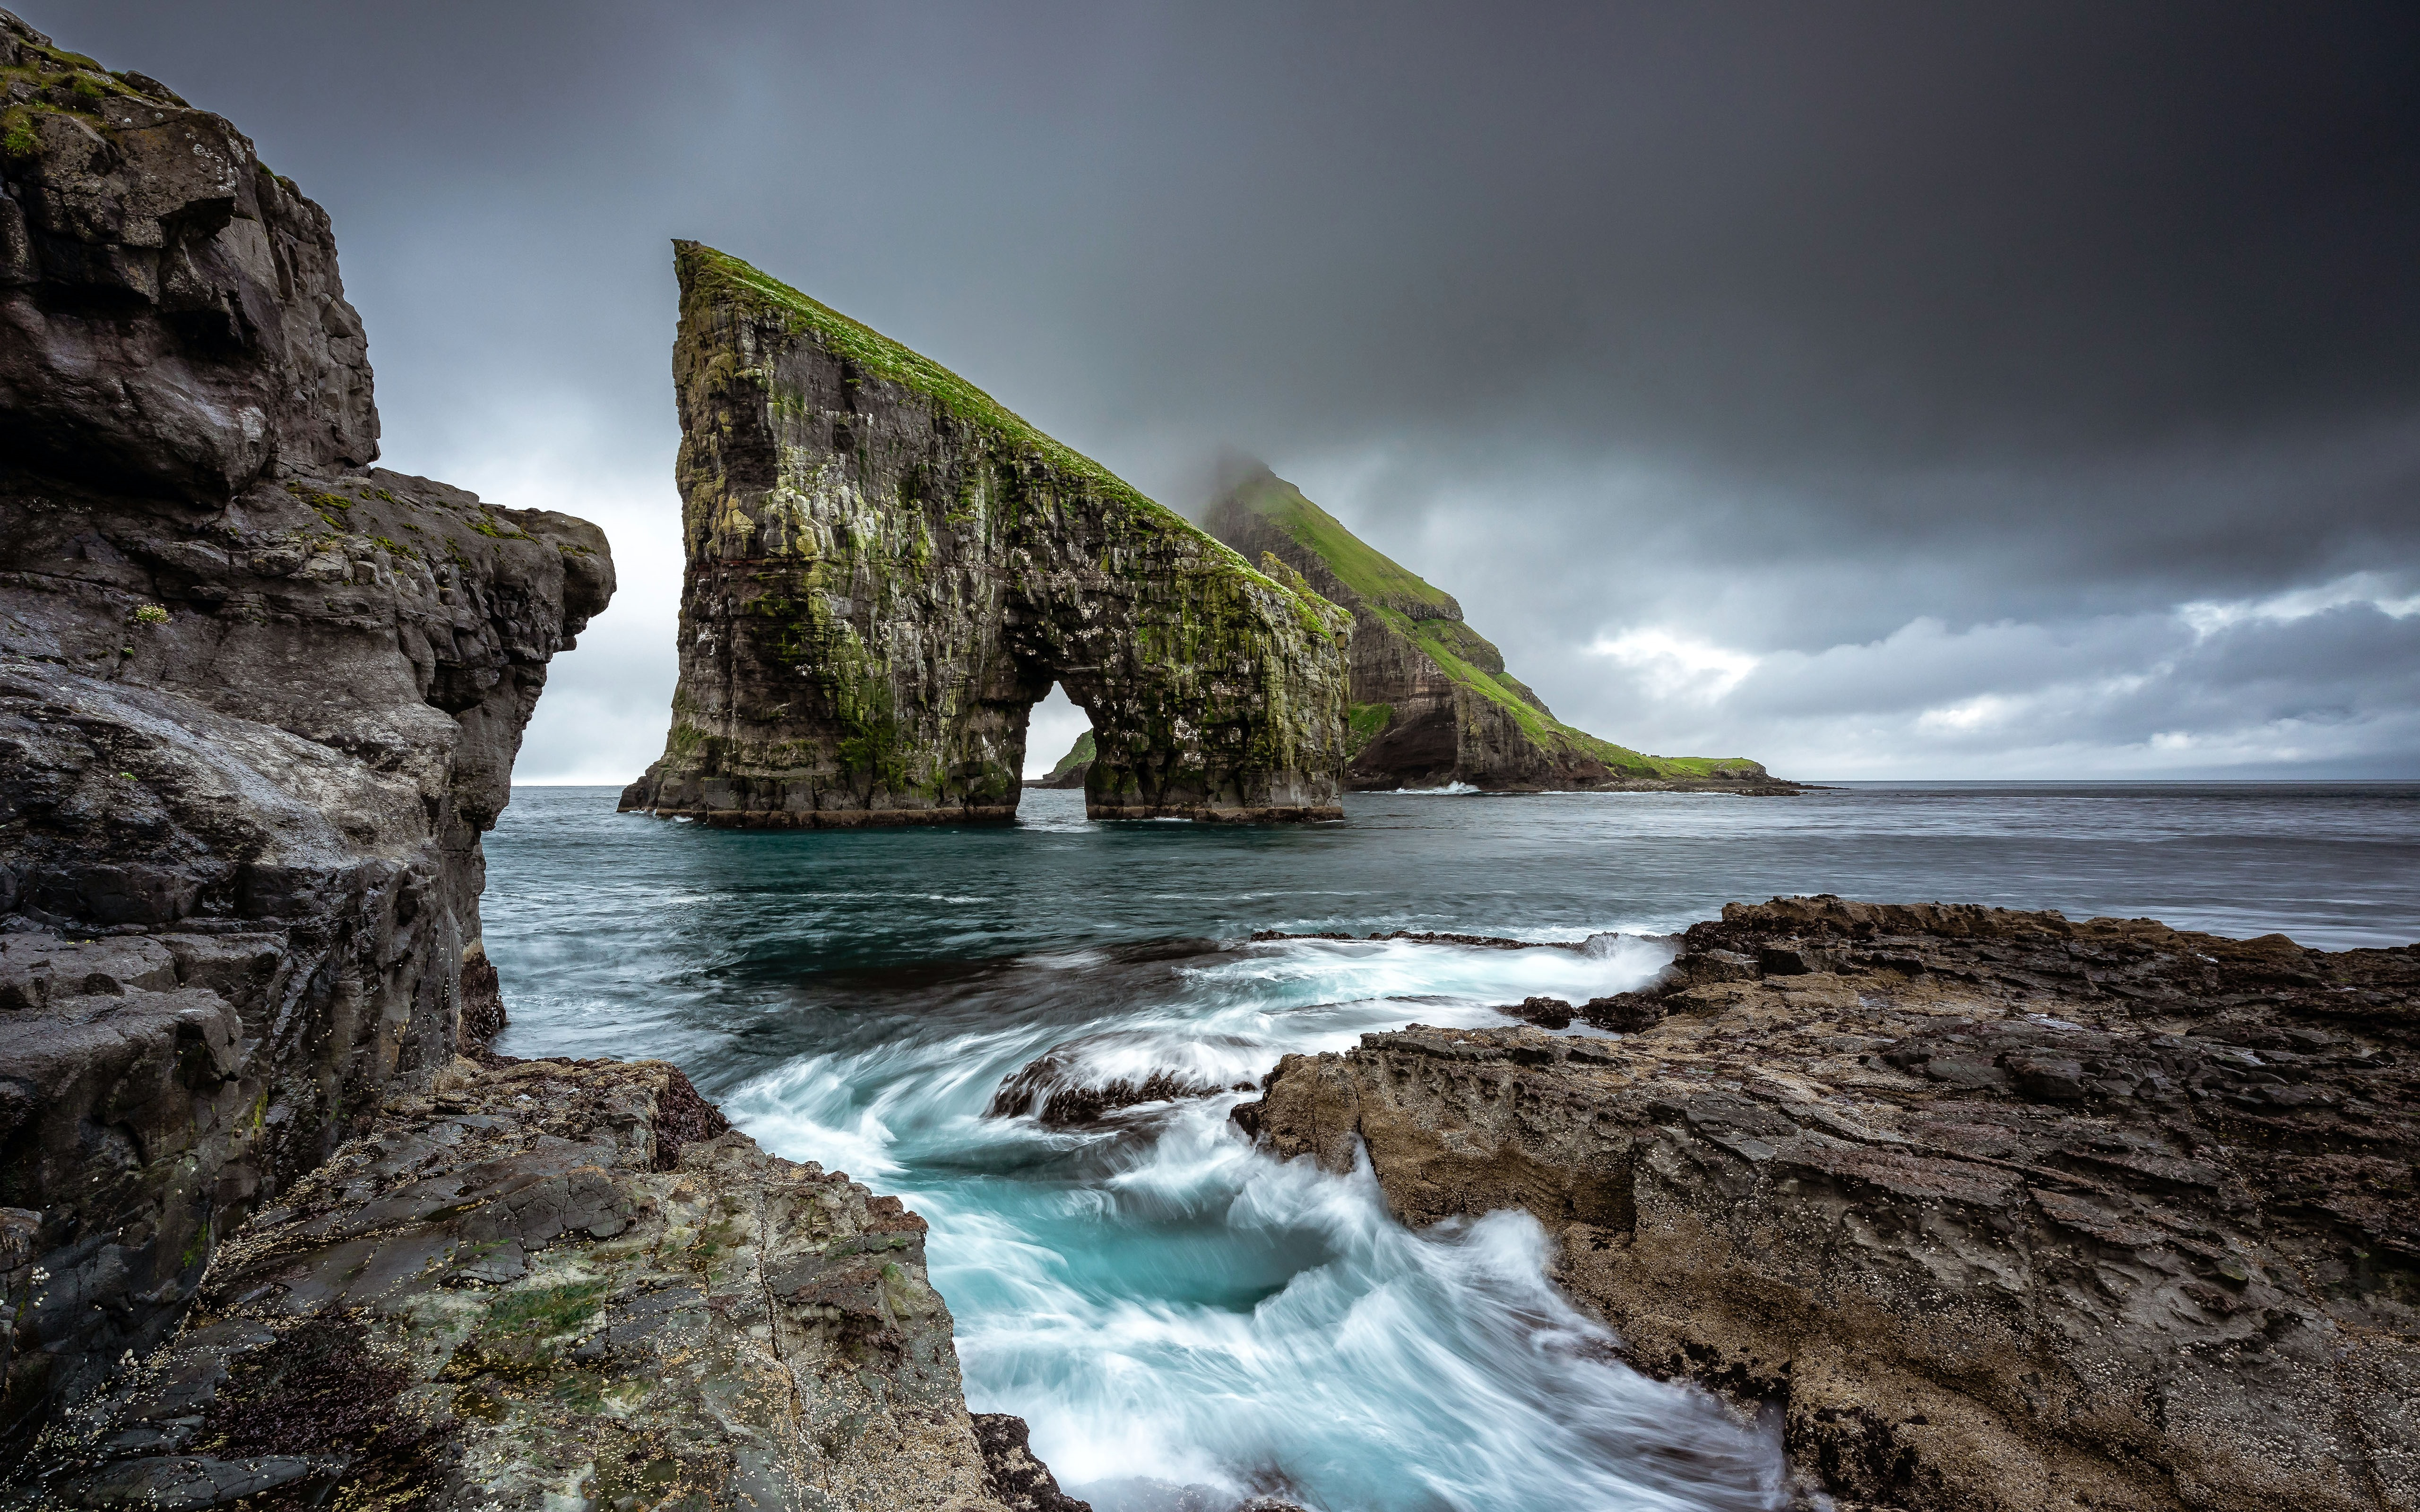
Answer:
[
  {"left": 619, "top": 243, "right": 1352, "bottom": 826},
  {"left": 19, "top": 1056, "right": 1080, "bottom": 1512},
  {"left": 1239, "top": 896, "right": 2419, "bottom": 1512}
]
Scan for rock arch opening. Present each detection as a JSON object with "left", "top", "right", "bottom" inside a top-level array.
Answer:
[{"left": 1023, "top": 683, "right": 1094, "bottom": 789}]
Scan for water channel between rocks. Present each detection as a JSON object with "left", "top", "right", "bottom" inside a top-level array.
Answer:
[{"left": 482, "top": 782, "right": 2420, "bottom": 1512}]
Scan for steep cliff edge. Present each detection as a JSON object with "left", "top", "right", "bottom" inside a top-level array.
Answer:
[
  {"left": 1203, "top": 465, "right": 1792, "bottom": 793},
  {"left": 0, "top": 8, "right": 611, "bottom": 1453},
  {"left": 619, "top": 244, "right": 1352, "bottom": 826},
  {"left": 1238, "top": 899, "right": 2418, "bottom": 1511}
]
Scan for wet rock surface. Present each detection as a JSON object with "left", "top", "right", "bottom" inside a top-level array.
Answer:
[
  {"left": 23, "top": 1057, "right": 1049, "bottom": 1511},
  {"left": 0, "top": 6, "right": 610, "bottom": 1455},
  {"left": 621, "top": 244, "right": 1352, "bottom": 827},
  {"left": 1239, "top": 896, "right": 2420, "bottom": 1512},
  {"left": 985, "top": 1048, "right": 1232, "bottom": 1127}
]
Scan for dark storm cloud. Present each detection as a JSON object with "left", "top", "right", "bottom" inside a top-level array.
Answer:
[{"left": 32, "top": 0, "right": 2420, "bottom": 776}]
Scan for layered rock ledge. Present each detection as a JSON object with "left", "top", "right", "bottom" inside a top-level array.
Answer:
[
  {"left": 20, "top": 1056, "right": 1081, "bottom": 1512},
  {"left": 1237, "top": 897, "right": 2419, "bottom": 1512},
  {"left": 619, "top": 244, "right": 1352, "bottom": 826}
]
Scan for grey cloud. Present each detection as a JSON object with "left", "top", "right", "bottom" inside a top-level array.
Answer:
[{"left": 35, "top": 0, "right": 2419, "bottom": 778}]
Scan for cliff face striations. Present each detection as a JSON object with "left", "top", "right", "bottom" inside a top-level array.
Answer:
[
  {"left": 1203, "top": 465, "right": 1790, "bottom": 793},
  {"left": 619, "top": 245, "right": 1352, "bottom": 825},
  {"left": 1239, "top": 898, "right": 2419, "bottom": 1512},
  {"left": 0, "top": 9, "right": 614, "bottom": 1453}
]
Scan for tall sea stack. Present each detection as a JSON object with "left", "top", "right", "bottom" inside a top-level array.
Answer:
[{"left": 620, "top": 244, "right": 1353, "bottom": 825}]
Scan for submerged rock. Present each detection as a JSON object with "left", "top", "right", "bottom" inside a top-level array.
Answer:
[
  {"left": 1238, "top": 896, "right": 2420, "bottom": 1512},
  {"left": 620, "top": 246, "right": 1353, "bottom": 826},
  {"left": 1202, "top": 463, "right": 1794, "bottom": 794},
  {"left": 0, "top": 6, "right": 611, "bottom": 1451},
  {"left": 26, "top": 1057, "right": 1058, "bottom": 1511}
]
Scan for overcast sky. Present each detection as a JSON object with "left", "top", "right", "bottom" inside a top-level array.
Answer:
[{"left": 44, "top": 1, "right": 2420, "bottom": 779}]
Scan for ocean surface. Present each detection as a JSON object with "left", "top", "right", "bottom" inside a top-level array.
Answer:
[{"left": 483, "top": 782, "right": 2420, "bottom": 1512}]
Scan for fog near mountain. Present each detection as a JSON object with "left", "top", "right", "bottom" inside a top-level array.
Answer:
[{"left": 41, "top": 0, "right": 2419, "bottom": 779}]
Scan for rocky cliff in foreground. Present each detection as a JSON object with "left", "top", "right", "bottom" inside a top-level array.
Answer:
[
  {"left": 0, "top": 7, "right": 612, "bottom": 1451},
  {"left": 1239, "top": 898, "right": 2418, "bottom": 1511},
  {"left": 1203, "top": 464, "right": 1791, "bottom": 793},
  {"left": 620, "top": 246, "right": 1352, "bottom": 825}
]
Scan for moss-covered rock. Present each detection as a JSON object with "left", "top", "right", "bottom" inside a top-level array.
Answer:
[
  {"left": 622, "top": 245, "right": 1352, "bottom": 825},
  {"left": 1204, "top": 464, "right": 1795, "bottom": 793}
]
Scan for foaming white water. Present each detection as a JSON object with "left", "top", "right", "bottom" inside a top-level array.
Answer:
[{"left": 723, "top": 932, "right": 1788, "bottom": 1512}]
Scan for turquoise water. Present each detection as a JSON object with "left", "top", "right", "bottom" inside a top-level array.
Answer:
[{"left": 480, "top": 782, "right": 2420, "bottom": 1511}]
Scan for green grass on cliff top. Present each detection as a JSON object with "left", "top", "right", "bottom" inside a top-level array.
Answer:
[
  {"left": 1223, "top": 469, "right": 1766, "bottom": 780},
  {"left": 1223, "top": 471, "right": 1459, "bottom": 618},
  {"left": 1041, "top": 728, "right": 1096, "bottom": 782},
  {"left": 682, "top": 247, "right": 1254, "bottom": 562}
]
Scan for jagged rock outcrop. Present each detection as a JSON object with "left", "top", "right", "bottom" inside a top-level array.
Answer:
[
  {"left": 619, "top": 245, "right": 1352, "bottom": 825},
  {"left": 0, "top": 9, "right": 614, "bottom": 1455},
  {"left": 1203, "top": 464, "right": 1793, "bottom": 793},
  {"left": 1027, "top": 729, "right": 1093, "bottom": 791},
  {"left": 0, "top": 23, "right": 374, "bottom": 499},
  {"left": 1238, "top": 897, "right": 2419, "bottom": 1512},
  {"left": 23, "top": 1055, "right": 1075, "bottom": 1512}
]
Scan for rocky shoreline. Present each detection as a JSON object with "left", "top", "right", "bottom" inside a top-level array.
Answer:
[{"left": 1238, "top": 897, "right": 2419, "bottom": 1511}]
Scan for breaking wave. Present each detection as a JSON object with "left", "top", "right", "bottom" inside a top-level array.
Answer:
[{"left": 720, "top": 929, "right": 1790, "bottom": 1512}]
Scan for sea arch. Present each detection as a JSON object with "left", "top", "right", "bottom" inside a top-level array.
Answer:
[{"left": 619, "top": 243, "right": 1352, "bottom": 826}]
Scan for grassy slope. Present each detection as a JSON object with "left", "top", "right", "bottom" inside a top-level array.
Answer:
[
  {"left": 1041, "top": 729, "right": 1096, "bottom": 782},
  {"left": 1221, "top": 473, "right": 1762, "bottom": 779}
]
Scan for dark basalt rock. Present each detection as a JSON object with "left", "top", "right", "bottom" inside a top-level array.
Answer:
[
  {"left": 1500, "top": 995, "right": 1574, "bottom": 1030},
  {"left": 0, "top": 6, "right": 613, "bottom": 1457},
  {"left": 1238, "top": 895, "right": 2420, "bottom": 1512},
  {"left": 620, "top": 245, "right": 1353, "bottom": 826},
  {"left": 975, "top": 1412, "right": 1094, "bottom": 1512},
  {"left": 0, "top": 21, "right": 374, "bottom": 500},
  {"left": 986, "top": 1046, "right": 1227, "bottom": 1126}
]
